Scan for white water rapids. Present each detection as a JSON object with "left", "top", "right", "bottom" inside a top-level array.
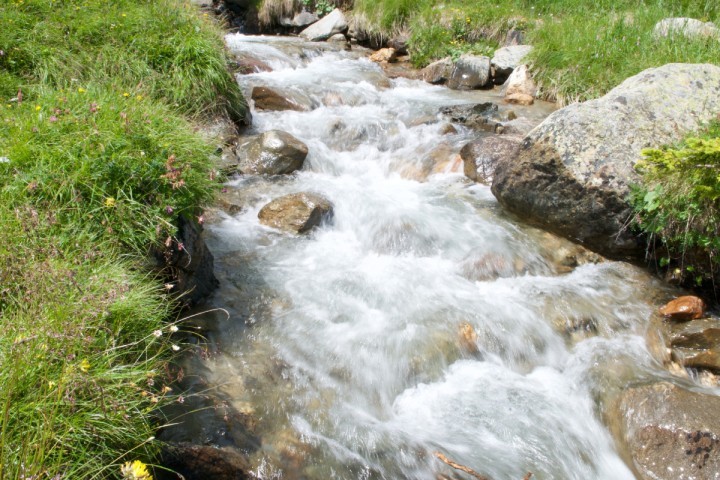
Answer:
[{"left": 181, "top": 35, "right": 682, "bottom": 479}]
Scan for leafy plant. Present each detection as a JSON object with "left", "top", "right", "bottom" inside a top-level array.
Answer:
[{"left": 630, "top": 120, "right": 720, "bottom": 289}]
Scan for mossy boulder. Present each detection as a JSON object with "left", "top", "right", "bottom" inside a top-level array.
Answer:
[{"left": 492, "top": 63, "right": 720, "bottom": 257}]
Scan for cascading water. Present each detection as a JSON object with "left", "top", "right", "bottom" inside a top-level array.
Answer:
[{"left": 177, "top": 34, "right": 680, "bottom": 479}]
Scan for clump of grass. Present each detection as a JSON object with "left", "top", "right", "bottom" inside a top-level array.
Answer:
[
  {"left": 630, "top": 120, "right": 720, "bottom": 292},
  {"left": 0, "top": 86, "right": 217, "bottom": 252},
  {"left": 352, "top": 0, "right": 720, "bottom": 103},
  {"left": 0, "top": 0, "right": 247, "bottom": 121},
  {"left": 0, "top": 0, "right": 238, "bottom": 476}
]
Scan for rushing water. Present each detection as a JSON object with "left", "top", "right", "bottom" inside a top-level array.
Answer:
[{"left": 178, "top": 35, "right": 681, "bottom": 479}]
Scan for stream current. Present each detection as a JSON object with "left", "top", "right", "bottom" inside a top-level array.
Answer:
[{"left": 178, "top": 35, "right": 681, "bottom": 479}]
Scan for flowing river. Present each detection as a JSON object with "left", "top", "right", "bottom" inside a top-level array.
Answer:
[{"left": 170, "top": 35, "right": 682, "bottom": 479}]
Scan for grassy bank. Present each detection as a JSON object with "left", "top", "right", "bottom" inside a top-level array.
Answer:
[
  {"left": 0, "top": 0, "right": 244, "bottom": 477},
  {"left": 351, "top": 0, "right": 720, "bottom": 104}
]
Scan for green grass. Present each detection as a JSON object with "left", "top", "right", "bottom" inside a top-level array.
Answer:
[
  {"left": 630, "top": 120, "right": 720, "bottom": 292},
  {"left": 0, "top": 0, "right": 241, "bottom": 477},
  {"left": 352, "top": 0, "right": 720, "bottom": 103}
]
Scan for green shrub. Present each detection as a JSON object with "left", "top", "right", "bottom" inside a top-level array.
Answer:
[{"left": 630, "top": 120, "right": 720, "bottom": 288}]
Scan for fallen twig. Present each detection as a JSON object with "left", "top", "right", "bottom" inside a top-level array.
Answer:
[{"left": 433, "top": 452, "right": 533, "bottom": 480}]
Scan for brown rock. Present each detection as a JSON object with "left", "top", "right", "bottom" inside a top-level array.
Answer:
[
  {"left": 235, "top": 130, "right": 308, "bottom": 175},
  {"left": 612, "top": 382, "right": 720, "bottom": 480},
  {"left": 258, "top": 192, "right": 333, "bottom": 234},
  {"left": 234, "top": 55, "right": 273, "bottom": 75},
  {"left": 370, "top": 48, "right": 397, "bottom": 64},
  {"left": 503, "top": 64, "right": 536, "bottom": 104},
  {"left": 251, "top": 86, "right": 309, "bottom": 112},
  {"left": 659, "top": 295, "right": 706, "bottom": 321},
  {"left": 440, "top": 123, "right": 457, "bottom": 135},
  {"left": 458, "top": 322, "right": 479, "bottom": 355},
  {"left": 421, "top": 57, "right": 453, "bottom": 85},
  {"left": 159, "top": 443, "right": 251, "bottom": 480}
]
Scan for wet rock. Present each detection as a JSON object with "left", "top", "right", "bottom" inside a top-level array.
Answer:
[
  {"left": 504, "top": 64, "right": 536, "bottom": 106},
  {"left": 370, "top": 48, "right": 397, "bottom": 63},
  {"left": 671, "top": 319, "right": 720, "bottom": 349},
  {"left": 299, "top": 8, "right": 348, "bottom": 41},
  {"left": 380, "top": 60, "right": 421, "bottom": 80},
  {"left": 535, "top": 231, "right": 604, "bottom": 274},
  {"left": 251, "top": 86, "right": 311, "bottom": 112},
  {"left": 440, "top": 123, "right": 457, "bottom": 135},
  {"left": 459, "top": 252, "right": 522, "bottom": 281},
  {"left": 653, "top": 18, "right": 719, "bottom": 40},
  {"left": 159, "top": 443, "right": 252, "bottom": 480},
  {"left": 258, "top": 192, "right": 333, "bottom": 233},
  {"left": 447, "top": 54, "right": 492, "bottom": 90},
  {"left": 461, "top": 136, "right": 522, "bottom": 184},
  {"left": 458, "top": 322, "right": 479, "bottom": 355},
  {"left": 421, "top": 57, "right": 453, "bottom": 85},
  {"left": 492, "top": 63, "right": 720, "bottom": 258},
  {"left": 439, "top": 102, "right": 504, "bottom": 133},
  {"left": 233, "top": 54, "right": 273, "bottom": 75},
  {"left": 659, "top": 295, "right": 706, "bottom": 321},
  {"left": 235, "top": 130, "right": 308, "bottom": 175},
  {"left": 491, "top": 45, "right": 533, "bottom": 84},
  {"left": 613, "top": 382, "right": 720, "bottom": 480}
]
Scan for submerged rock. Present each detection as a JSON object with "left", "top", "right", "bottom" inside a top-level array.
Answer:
[
  {"left": 439, "top": 102, "right": 505, "bottom": 133},
  {"left": 492, "top": 63, "right": 720, "bottom": 257},
  {"left": 447, "top": 54, "right": 492, "bottom": 90},
  {"left": 258, "top": 192, "right": 333, "bottom": 233},
  {"left": 613, "top": 382, "right": 720, "bottom": 480},
  {"left": 235, "top": 130, "right": 308, "bottom": 175},
  {"left": 461, "top": 136, "right": 522, "bottom": 184},
  {"left": 659, "top": 295, "right": 706, "bottom": 321},
  {"left": 251, "top": 86, "right": 313, "bottom": 112},
  {"left": 299, "top": 8, "right": 348, "bottom": 41}
]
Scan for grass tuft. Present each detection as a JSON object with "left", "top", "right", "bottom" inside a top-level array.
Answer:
[{"left": 0, "top": 0, "right": 239, "bottom": 476}]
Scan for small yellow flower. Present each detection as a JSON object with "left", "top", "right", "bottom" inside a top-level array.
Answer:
[
  {"left": 6, "top": 104, "right": 12, "bottom": 108},
  {"left": 135, "top": 95, "right": 143, "bottom": 100},
  {"left": 121, "top": 460, "right": 153, "bottom": 480},
  {"left": 79, "top": 359, "right": 91, "bottom": 373},
  {"left": 48, "top": 380, "right": 57, "bottom": 389},
  {"left": 78, "top": 87, "right": 86, "bottom": 93},
  {"left": 104, "top": 197, "right": 116, "bottom": 207},
  {"left": 123, "top": 92, "right": 130, "bottom": 98},
  {"left": 35, "top": 105, "right": 41, "bottom": 111},
  {"left": 121, "top": 13, "right": 127, "bottom": 17}
]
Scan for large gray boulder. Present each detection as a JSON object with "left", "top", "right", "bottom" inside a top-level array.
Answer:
[
  {"left": 447, "top": 54, "right": 491, "bottom": 90},
  {"left": 299, "top": 8, "right": 348, "bottom": 41},
  {"left": 235, "top": 130, "right": 308, "bottom": 175},
  {"left": 491, "top": 45, "right": 533, "bottom": 83},
  {"left": 653, "top": 18, "right": 719, "bottom": 40},
  {"left": 613, "top": 382, "right": 720, "bottom": 480},
  {"left": 491, "top": 63, "right": 720, "bottom": 257},
  {"left": 258, "top": 192, "right": 333, "bottom": 233}
]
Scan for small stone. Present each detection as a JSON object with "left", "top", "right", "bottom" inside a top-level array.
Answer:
[
  {"left": 370, "top": 48, "right": 397, "bottom": 64},
  {"left": 258, "top": 192, "right": 333, "bottom": 234},
  {"left": 458, "top": 322, "right": 479, "bottom": 355},
  {"left": 251, "top": 86, "right": 309, "bottom": 112},
  {"left": 659, "top": 295, "right": 706, "bottom": 321},
  {"left": 421, "top": 57, "right": 453, "bottom": 85}
]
